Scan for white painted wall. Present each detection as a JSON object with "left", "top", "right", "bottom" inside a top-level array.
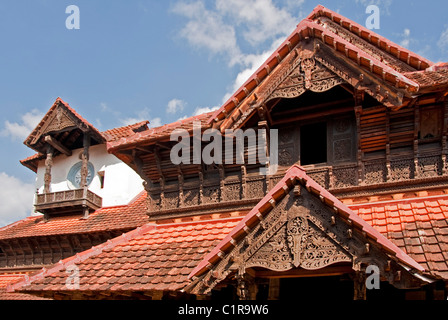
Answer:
[{"left": 35, "top": 144, "right": 144, "bottom": 207}]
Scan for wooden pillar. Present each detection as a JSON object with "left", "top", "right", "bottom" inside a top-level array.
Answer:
[
  {"left": 385, "top": 108, "right": 391, "bottom": 181},
  {"left": 353, "top": 271, "right": 367, "bottom": 300},
  {"left": 178, "top": 172, "right": 184, "bottom": 207},
  {"left": 80, "top": 133, "right": 90, "bottom": 188},
  {"left": 442, "top": 99, "right": 448, "bottom": 175},
  {"left": 268, "top": 278, "right": 280, "bottom": 300},
  {"left": 44, "top": 144, "right": 54, "bottom": 193},
  {"left": 354, "top": 106, "right": 363, "bottom": 185},
  {"left": 236, "top": 272, "right": 258, "bottom": 300},
  {"left": 413, "top": 106, "right": 420, "bottom": 178}
]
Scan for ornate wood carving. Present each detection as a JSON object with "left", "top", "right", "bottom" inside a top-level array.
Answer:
[
  {"left": 31, "top": 108, "right": 77, "bottom": 145},
  {"left": 80, "top": 133, "right": 90, "bottom": 188},
  {"left": 245, "top": 208, "right": 351, "bottom": 271},
  {"left": 189, "top": 183, "right": 428, "bottom": 296},
  {"left": 43, "top": 145, "right": 54, "bottom": 194},
  {"left": 190, "top": 188, "right": 360, "bottom": 294},
  {"left": 265, "top": 56, "right": 344, "bottom": 103}
]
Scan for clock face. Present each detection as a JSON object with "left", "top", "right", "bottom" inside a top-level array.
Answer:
[{"left": 67, "top": 162, "right": 94, "bottom": 189}]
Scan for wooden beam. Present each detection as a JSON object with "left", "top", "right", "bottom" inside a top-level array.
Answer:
[
  {"left": 254, "top": 265, "right": 353, "bottom": 279},
  {"left": 44, "top": 135, "right": 72, "bottom": 156},
  {"left": 43, "top": 145, "right": 54, "bottom": 194},
  {"left": 273, "top": 106, "right": 354, "bottom": 125}
]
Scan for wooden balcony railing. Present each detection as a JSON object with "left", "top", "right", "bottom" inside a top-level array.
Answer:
[{"left": 35, "top": 188, "right": 102, "bottom": 216}]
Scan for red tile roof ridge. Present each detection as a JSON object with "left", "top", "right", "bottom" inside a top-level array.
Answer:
[
  {"left": 347, "top": 194, "right": 448, "bottom": 209},
  {"left": 188, "top": 164, "right": 426, "bottom": 279}
]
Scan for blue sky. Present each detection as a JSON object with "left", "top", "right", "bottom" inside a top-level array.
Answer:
[{"left": 0, "top": 0, "right": 447, "bottom": 227}]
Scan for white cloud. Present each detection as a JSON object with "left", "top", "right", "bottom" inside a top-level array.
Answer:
[
  {"left": 171, "top": 1, "right": 241, "bottom": 65},
  {"left": 438, "top": 27, "right": 448, "bottom": 51},
  {"left": 193, "top": 105, "right": 219, "bottom": 116},
  {"left": 400, "top": 28, "right": 411, "bottom": 48},
  {"left": 2, "top": 109, "right": 44, "bottom": 141},
  {"left": 215, "top": 0, "right": 297, "bottom": 46},
  {"left": 0, "top": 172, "right": 35, "bottom": 227},
  {"left": 120, "top": 107, "right": 162, "bottom": 128},
  {"left": 173, "top": 0, "right": 303, "bottom": 104},
  {"left": 148, "top": 118, "right": 162, "bottom": 128},
  {"left": 100, "top": 102, "right": 108, "bottom": 111},
  {"left": 222, "top": 37, "right": 284, "bottom": 104},
  {"left": 167, "top": 98, "right": 186, "bottom": 114},
  {"left": 172, "top": 0, "right": 300, "bottom": 67}
]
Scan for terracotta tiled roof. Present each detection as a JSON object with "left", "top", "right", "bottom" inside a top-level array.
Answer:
[
  {"left": 101, "top": 121, "right": 149, "bottom": 142},
  {"left": 0, "top": 192, "right": 149, "bottom": 240},
  {"left": 307, "top": 5, "right": 433, "bottom": 72},
  {"left": 349, "top": 195, "right": 448, "bottom": 278},
  {"left": 0, "top": 274, "right": 49, "bottom": 300},
  {"left": 208, "top": 5, "right": 436, "bottom": 127},
  {"left": 107, "top": 111, "right": 214, "bottom": 152},
  {"left": 189, "top": 165, "right": 425, "bottom": 279},
  {"left": 19, "top": 153, "right": 46, "bottom": 173},
  {"left": 404, "top": 68, "right": 448, "bottom": 90},
  {"left": 8, "top": 217, "right": 242, "bottom": 295}
]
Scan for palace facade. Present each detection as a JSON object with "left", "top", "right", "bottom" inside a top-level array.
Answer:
[{"left": 2, "top": 6, "right": 448, "bottom": 300}]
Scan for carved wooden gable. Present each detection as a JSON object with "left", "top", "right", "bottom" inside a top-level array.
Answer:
[
  {"left": 24, "top": 98, "right": 105, "bottom": 154},
  {"left": 242, "top": 194, "right": 352, "bottom": 272},
  {"left": 188, "top": 166, "right": 428, "bottom": 295},
  {"left": 30, "top": 106, "right": 80, "bottom": 145},
  {"left": 263, "top": 50, "right": 345, "bottom": 104},
  {"left": 214, "top": 13, "right": 419, "bottom": 133}
]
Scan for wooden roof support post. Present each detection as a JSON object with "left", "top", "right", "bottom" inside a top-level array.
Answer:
[
  {"left": 442, "top": 98, "right": 448, "bottom": 175},
  {"left": 80, "top": 133, "right": 90, "bottom": 188},
  {"left": 353, "top": 270, "right": 367, "bottom": 300},
  {"left": 354, "top": 106, "right": 363, "bottom": 185},
  {"left": 413, "top": 106, "right": 420, "bottom": 179},
  {"left": 385, "top": 108, "right": 391, "bottom": 182},
  {"left": 43, "top": 144, "right": 54, "bottom": 194},
  {"left": 268, "top": 278, "right": 280, "bottom": 300},
  {"left": 236, "top": 270, "right": 258, "bottom": 300}
]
